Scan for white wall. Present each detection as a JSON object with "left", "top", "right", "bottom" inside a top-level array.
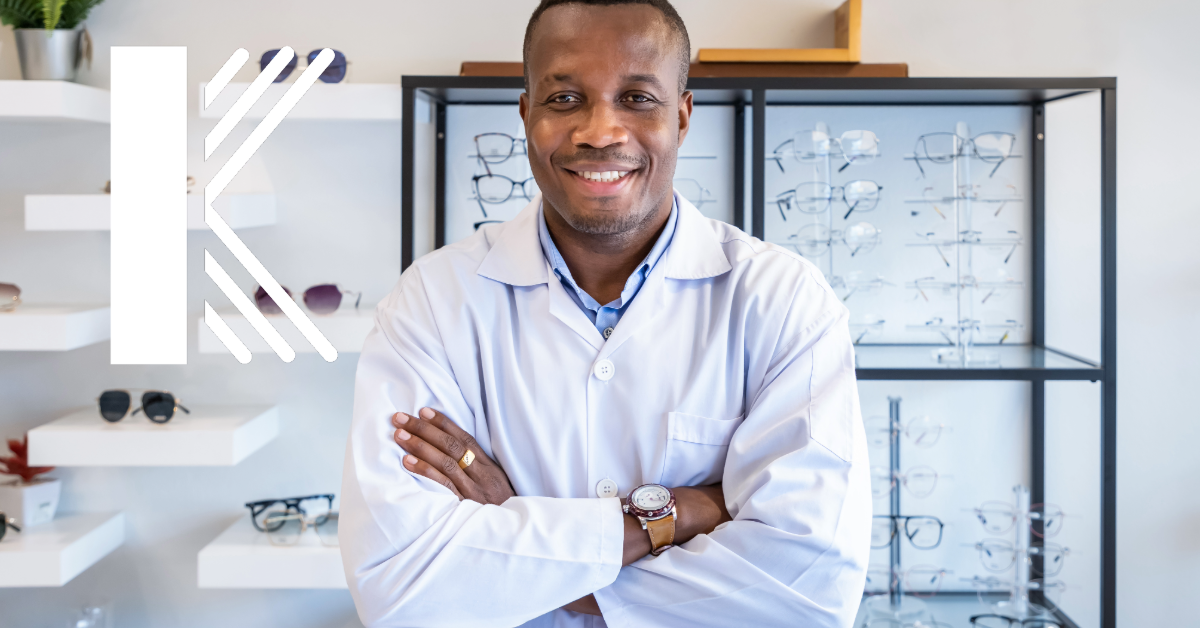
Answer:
[{"left": 0, "top": 0, "right": 1193, "bottom": 625}]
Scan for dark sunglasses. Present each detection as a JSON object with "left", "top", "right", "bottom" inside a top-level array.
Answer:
[
  {"left": 0, "top": 282, "right": 20, "bottom": 312},
  {"left": 98, "top": 390, "right": 190, "bottom": 424},
  {"left": 245, "top": 494, "right": 335, "bottom": 532},
  {"left": 0, "top": 513, "right": 20, "bottom": 541},
  {"left": 260, "top": 49, "right": 348, "bottom": 84},
  {"left": 254, "top": 284, "right": 361, "bottom": 316}
]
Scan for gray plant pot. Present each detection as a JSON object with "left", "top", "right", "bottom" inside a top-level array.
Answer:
[{"left": 14, "top": 28, "right": 83, "bottom": 81}]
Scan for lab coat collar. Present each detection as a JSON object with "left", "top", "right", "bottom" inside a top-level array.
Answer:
[{"left": 475, "top": 192, "right": 732, "bottom": 287}]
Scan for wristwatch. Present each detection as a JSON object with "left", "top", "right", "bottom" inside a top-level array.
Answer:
[{"left": 623, "top": 483, "right": 677, "bottom": 556}]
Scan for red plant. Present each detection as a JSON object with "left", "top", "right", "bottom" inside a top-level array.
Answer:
[{"left": 0, "top": 436, "right": 54, "bottom": 484}]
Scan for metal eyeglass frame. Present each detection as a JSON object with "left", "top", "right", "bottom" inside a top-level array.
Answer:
[
  {"left": 912, "top": 131, "right": 1016, "bottom": 178},
  {"left": 972, "top": 539, "right": 1070, "bottom": 576},
  {"left": 775, "top": 181, "right": 883, "bottom": 221},
  {"left": 245, "top": 494, "right": 334, "bottom": 532},
  {"left": 471, "top": 174, "right": 538, "bottom": 217}
]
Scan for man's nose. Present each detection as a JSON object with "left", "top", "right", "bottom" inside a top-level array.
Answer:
[{"left": 571, "top": 103, "right": 629, "bottom": 149}]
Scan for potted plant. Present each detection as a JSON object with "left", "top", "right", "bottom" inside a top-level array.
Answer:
[
  {"left": 0, "top": 0, "right": 104, "bottom": 81},
  {"left": 0, "top": 435, "right": 59, "bottom": 529}
]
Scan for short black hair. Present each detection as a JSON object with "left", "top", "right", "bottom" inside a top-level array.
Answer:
[{"left": 522, "top": 0, "right": 691, "bottom": 95}]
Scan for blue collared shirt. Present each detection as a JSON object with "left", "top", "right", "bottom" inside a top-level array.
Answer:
[{"left": 537, "top": 197, "right": 678, "bottom": 339}]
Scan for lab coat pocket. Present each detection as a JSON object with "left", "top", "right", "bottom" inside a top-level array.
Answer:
[{"left": 660, "top": 412, "right": 744, "bottom": 487}]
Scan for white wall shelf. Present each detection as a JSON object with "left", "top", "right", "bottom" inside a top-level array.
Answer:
[
  {"left": 198, "top": 308, "right": 374, "bottom": 355},
  {"left": 0, "top": 512, "right": 124, "bottom": 587},
  {"left": 25, "top": 193, "right": 277, "bottom": 231},
  {"left": 199, "top": 82, "right": 402, "bottom": 120},
  {"left": 0, "top": 305, "right": 110, "bottom": 351},
  {"left": 28, "top": 405, "right": 279, "bottom": 467},
  {"left": 0, "top": 80, "right": 110, "bottom": 123},
  {"left": 198, "top": 515, "right": 345, "bottom": 589}
]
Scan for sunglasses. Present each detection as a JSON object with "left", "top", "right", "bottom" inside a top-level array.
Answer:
[
  {"left": 0, "top": 283, "right": 20, "bottom": 312},
  {"left": 0, "top": 513, "right": 20, "bottom": 542},
  {"left": 254, "top": 285, "right": 361, "bottom": 316},
  {"left": 260, "top": 49, "right": 348, "bottom": 84},
  {"left": 98, "top": 390, "right": 191, "bottom": 424},
  {"left": 245, "top": 494, "right": 335, "bottom": 532}
]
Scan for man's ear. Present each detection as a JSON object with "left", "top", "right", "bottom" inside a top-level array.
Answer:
[
  {"left": 519, "top": 92, "right": 529, "bottom": 123},
  {"left": 677, "top": 90, "right": 694, "bottom": 146}
]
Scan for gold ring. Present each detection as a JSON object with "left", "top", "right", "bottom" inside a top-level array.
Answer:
[{"left": 458, "top": 449, "right": 475, "bottom": 470}]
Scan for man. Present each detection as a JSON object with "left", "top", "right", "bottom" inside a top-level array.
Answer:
[{"left": 340, "top": 0, "right": 870, "bottom": 625}]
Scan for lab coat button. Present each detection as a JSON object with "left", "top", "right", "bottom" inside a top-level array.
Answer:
[
  {"left": 596, "top": 479, "right": 618, "bottom": 498},
  {"left": 593, "top": 359, "right": 615, "bottom": 381},
  {"left": 603, "top": 327, "right": 615, "bottom": 339}
]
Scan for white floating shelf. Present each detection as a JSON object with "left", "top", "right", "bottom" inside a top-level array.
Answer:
[
  {"left": 0, "top": 305, "right": 109, "bottom": 351},
  {"left": 199, "top": 82, "right": 402, "bottom": 120},
  {"left": 25, "top": 193, "right": 277, "bottom": 231},
  {"left": 0, "top": 80, "right": 110, "bottom": 123},
  {"left": 199, "top": 308, "right": 374, "bottom": 355},
  {"left": 28, "top": 405, "right": 278, "bottom": 467},
  {"left": 198, "top": 516, "right": 345, "bottom": 589},
  {"left": 0, "top": 512, "right": 124, "bottom": 587}
]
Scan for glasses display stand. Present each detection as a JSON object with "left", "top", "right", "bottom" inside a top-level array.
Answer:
[
  {"left": 867, "top": 396, "right": 928, "bottom": 621},
  {"left": 905, "top": 121, "right": 1024, "bottom": 367},
  {"left": 985, "top": 485, "right": 1057, "bottom": 622}
]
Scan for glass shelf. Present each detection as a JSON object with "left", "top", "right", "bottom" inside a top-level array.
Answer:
[{"left": 853, "top": 344, "right": 1102, "bottom": 381}]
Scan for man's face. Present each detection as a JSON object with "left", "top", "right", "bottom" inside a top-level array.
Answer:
[{"left": 520, "top": 4, "right": 692, "bottom": 236}]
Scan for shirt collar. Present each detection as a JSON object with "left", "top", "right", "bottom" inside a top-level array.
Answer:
[
  {"left": 476, "top": 191, "right": 731, "bottom": 286},
  {"left": 536, "top": 196, "right": 678, "bottom": 306}
]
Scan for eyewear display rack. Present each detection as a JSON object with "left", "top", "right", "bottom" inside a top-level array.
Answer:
[{"left": 400, "top": 76, "right": 1117, "bottom": 628}]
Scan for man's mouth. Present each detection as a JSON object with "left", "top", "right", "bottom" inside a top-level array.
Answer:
[{"left": 572, "top": 170, "right": 633, "bottom": 183}]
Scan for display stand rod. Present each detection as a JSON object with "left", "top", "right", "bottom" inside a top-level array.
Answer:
[
  {"left": 817, "top": 122, "right": 834, "bottom": 280},
  {"left": 1013, "top": 485, "right": 1032, "bottom": 616},
  {"left": 888, "top": 396, "right": 902, "bottom": 607}
]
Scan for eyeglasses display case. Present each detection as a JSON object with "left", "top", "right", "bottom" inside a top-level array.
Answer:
[{"left": 401, "top": 76, "right": 1116, "bottom": 628}]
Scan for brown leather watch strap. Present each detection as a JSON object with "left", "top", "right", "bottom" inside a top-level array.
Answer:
[{"left": 645, "top": 513, "right": 675, "bottom": 556}]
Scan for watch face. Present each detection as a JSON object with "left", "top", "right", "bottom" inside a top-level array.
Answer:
[{"left": 632, "top": 485, "right": 671, "bottom": 511}]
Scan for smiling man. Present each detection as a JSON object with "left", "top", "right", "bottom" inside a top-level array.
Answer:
[{"left": 340, "top": 1, "right": 871, "bottom": 626}]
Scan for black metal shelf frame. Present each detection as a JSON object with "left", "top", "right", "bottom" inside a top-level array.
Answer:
[{"left": 400, "top": 75, "right": 1117, "bottom": 628}]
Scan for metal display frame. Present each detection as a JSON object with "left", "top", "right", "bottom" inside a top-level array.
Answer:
[{"left": 401, "top": 76, "right": 1117, "bottom": 628}]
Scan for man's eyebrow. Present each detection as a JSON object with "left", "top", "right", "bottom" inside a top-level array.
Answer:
[{"left": 624, "top": 74, "right": 666, "bottom": 90}]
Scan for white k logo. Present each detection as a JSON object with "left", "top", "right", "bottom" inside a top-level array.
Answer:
[{"left": 201, "top": 47, "right": 338, "bottom": 364}]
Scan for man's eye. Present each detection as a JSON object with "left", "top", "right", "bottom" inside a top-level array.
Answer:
[
  {"left": 550, "top": 94, "right": 579, "bottom": 104},
  {"left": 626, "top": 94, "right": 654, "bottom": 103}
]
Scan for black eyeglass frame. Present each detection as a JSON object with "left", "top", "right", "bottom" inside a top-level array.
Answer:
[
  {"left": 969, "top": 614, "right": 1061, "bottom": 628},
  {"left": 872, "top": 514, "right": 945, "bottom": 550},
  {"left": 471, "top": 174, "right": 537, "bottom": 217},
  {"left": 473, "top": 133, "right": 528, "bottom": 175},
  {"left": 0, "top": 513, "right": 20, "bottom": 542},
  {"left": 245, "top": 494, "right": 335, "bottom": 532}
]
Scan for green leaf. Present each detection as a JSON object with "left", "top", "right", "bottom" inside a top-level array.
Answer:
[
  {"left": 58, "top": 0, "right": 103, "bottom": 29},
  {"left": 42, "top": 0, "right": 65, "bottom": 30},
  {"left": 0, "top": 0, "right": 43, "bottom": 28}
]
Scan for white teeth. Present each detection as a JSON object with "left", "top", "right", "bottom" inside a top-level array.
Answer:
[{"left": 578, "top": 170, "right": 629, "bottom": 183}]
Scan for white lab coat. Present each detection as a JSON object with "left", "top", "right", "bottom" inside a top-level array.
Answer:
[{"left": 340, "top": 194, "right": 871, "bottom": 628}]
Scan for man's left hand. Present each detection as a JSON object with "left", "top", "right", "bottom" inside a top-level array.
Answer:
[{"left": 392, "top": 407, "right": 516, "bottom": 506}]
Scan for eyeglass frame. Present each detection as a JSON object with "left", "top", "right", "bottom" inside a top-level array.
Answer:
[
  {"left": 262, "top": 509, "right": 339, "bottom": 547},
  {"left": 245, "top": 494, "right": 334, "bottom": 532},
  {"left": 259, "top": 48, "right": 349, "bottom": 84},
  {"left": 775, "top": 180, "right": 884, "bottom": 221},
  {"left": 973, "top": 501, "right": 1065, "bottom": 538},
  {"left": 473, "top": 133, "right": 528, "bottom": 175},
  {"left": 471, "top": 173, "right": 538, "bottom": 217},
  {"left": 912, "top": 131, "right": 1016, "bottom": 178},
  {"left": 0, "top": 513, "right": 20, "bottom": 541},
  {"left": 871, "top": 514, "right": 945, "bottom": 549},
  {"left": 970, "top": 614, "right": 1061, "bottom": 628}
]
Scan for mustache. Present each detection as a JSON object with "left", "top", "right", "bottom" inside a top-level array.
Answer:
[{"left": 552, "top": 149, "right": 647, "bottom": 170}]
